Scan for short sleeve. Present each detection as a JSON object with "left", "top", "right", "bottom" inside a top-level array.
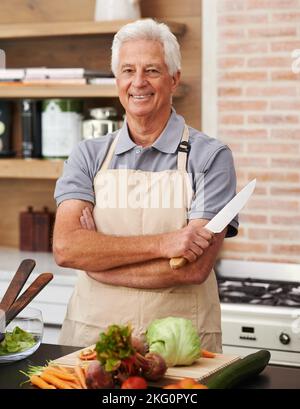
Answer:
[
  {"left": 54, "top": 142, "right": 95, "bottom": 206},
  {"left": 188, "top": 146, "right": 239, "bottom": 237}
]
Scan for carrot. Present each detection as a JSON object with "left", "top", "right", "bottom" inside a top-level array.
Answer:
[
  {"left": 30, "top": 375, "right": 56, "bottom": 390},
  {"left": 79, "top": 349, "right": 97, "bottom": 361},
  {"left": 64, "top": 380, "right": 82, "bottom": 389},
  {"left": 40, "top": 372, "right": 76, "bottom": 389},
  {"left": 201, "top": 349, "right": 216, "bottom": 358},
  {"left": 43, "top": 367, "right": 78, "bottom": 382},
  {"left": 74, "top": 365, "right": 87, "bottom": 389},
  {"left": 57, "top": 365, "right": 72, "bottom": 374}
]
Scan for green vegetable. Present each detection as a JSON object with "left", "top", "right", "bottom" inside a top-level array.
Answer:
[
  {"left": 206, "top": 349, "right": 271, "bottom": 389},
  {"left": 95, "top": 324, "right": 135, "bottom": 372},
  {"left": 0, "top": 326, "right": 36, "bottom": 356},
  {"left": 146, "top": 317, "right": 201, "bottom": 366}
]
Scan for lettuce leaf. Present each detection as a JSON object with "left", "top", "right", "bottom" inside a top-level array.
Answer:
[
  {"left": 146, "top": 317, "right": 201, "bottom": 366},
  {"left": 0, "top": 326, "right": 36, "bottom": 356}
]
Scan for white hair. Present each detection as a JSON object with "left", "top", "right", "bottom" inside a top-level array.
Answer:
[{"left": 111, "top": 18, "right": 181, "bottom": 76}]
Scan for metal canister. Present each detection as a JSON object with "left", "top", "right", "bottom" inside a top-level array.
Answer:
[{"left": 82, "top": 106, "right": 120, "bottom": 140}]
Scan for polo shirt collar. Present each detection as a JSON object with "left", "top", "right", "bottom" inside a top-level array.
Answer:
[{"left": 114, "top": 108, "right": 185, "bottom": 155}]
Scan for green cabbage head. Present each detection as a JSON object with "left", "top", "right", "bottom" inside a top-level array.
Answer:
[{"left": 146, "top": 317, "right": 201, "bottom": 366}]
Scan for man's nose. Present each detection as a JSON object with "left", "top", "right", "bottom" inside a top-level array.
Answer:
[{"left": 132, "top": 71, "right": 147, "bottom": 87}]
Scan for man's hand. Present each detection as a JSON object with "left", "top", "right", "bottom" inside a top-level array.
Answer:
[
  {"left": 80, "top": 208, "right": 214, "bottom": 264},
  {"left": 159, "top": 220, "right": 214, "bottom": 263},
  {"left": 80, "top": 207, "right": 96, "bottom": 231}
]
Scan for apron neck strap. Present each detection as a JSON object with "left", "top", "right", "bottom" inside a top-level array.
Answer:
[
  {"left": 100, "top": 124, "right": 190, "bottom": 172},
  {"left": 100, "top": 133, "right": 120, "bottom": 171},
  {"left": 177, "top": 125, "right": 190, "bottom": 172}
]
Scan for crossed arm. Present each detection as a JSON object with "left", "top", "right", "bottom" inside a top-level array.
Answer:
[{"left": 53, "top": 199, "right": 227, "bottom": 289}]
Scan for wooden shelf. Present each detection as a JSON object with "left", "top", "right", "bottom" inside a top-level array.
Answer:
[
  {"left": 0, "top": 19, "right": 186, "bottom": 39},
  {"left": 0, "top": 159, "right": 64, "bottom": 180},
  {"left": 0, "top": 83, "right": 188, "bottom": 99}
]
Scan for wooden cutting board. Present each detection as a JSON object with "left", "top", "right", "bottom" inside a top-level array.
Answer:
[{"left": 50, "top": 345, "right": 240, "bottom": 384}]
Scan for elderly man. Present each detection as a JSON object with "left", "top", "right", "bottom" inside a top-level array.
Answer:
[{"left": 53, "top": 19, "right": 238, "bottom": 351}]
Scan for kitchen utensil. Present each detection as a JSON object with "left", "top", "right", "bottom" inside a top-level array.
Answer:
[
  {"left": 4, "top": 272, "right": 53, "bottom": 327},
  {"left": 0, "top": 259, "right": 36, "bottom": 313},
  {"left": 0, "top": 257, "right": 52, "bottom": 343},
  {"left": 0, "top": 259, "right": 36, "bottom": 342},
  {"left": 170, "top": 179, "right": 256, "bottom": 269}
]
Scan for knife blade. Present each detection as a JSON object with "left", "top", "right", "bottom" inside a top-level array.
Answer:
[{"left": 170, "top": 179, "right": 256, "bottom": 269}]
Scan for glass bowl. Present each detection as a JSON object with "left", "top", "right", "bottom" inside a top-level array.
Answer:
[{"left": 0, "top": 307, "right": 43, "bottom": 364}]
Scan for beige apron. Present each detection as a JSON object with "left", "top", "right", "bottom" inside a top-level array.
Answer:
[{"left": 59, "top": 125, "right": 222, "bottom": 352}]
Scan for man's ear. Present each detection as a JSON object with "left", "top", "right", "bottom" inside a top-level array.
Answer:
[{"left": 171, "top": 71, "right": 181, "bottom": 93}]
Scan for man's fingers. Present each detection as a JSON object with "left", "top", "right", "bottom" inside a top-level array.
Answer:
[
  {"left": 183, "top": 249, "right": 198, "bottom": 263},
  {"left": 83, "top": 207, "right": 96, "bottom": 231},
  {"left": 196, "top": 228, "right": 214, "bottom": 242},
  {"left": 80, "top": 215, "right": 87, "bottom": 229},
  {"left": 193, "top": 237, "right": 211, "bottom": 250}
]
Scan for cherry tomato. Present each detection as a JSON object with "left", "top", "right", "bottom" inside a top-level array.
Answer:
[{"left": 121, "top": 376, "right": 147, "bottom": 389}]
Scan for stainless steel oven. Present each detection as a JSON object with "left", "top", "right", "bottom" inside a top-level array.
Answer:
[{"left": 215, "top": 259, "right": 300, "bottom": 367}]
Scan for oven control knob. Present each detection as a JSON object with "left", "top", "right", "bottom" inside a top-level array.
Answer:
[{"left": 279, "top": 332, "right": 290, "bottom": 345}]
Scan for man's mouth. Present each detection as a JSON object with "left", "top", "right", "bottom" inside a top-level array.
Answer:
[{"left": 129, "top": 93, "right": 154, "bottom": 100}]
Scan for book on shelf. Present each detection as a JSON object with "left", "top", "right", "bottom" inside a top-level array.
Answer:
[
  {"left": 22, "top": 78, "right": 87, "bottom": 85},
  {"left": 0, "top": 68, "right": 25, "bottom": 80},
  {"left": 25, "top": 67, "right": 85, "bottom": 79},
  {"left": 88, "top": 77, "right": 116, "bottom": 85}
]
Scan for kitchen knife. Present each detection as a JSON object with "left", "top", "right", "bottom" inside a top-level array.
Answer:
[{"left": 170, "top": 179, "right": 256, "bottom": 270}]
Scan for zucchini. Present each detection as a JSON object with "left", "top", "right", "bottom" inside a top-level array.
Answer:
[{"left": 206, "top": 349, "right": 271, "bottom": 389}]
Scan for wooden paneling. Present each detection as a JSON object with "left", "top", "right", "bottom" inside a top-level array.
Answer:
[
  {"left": 1, "top": 36, "right": 112, "bottom": 71},
  {"left": 0, "top": 159, "right": 64, "bottom": 179},
  {"left": 0, "top": 0, "right": 95, "bottom": 23},
  {"left": 140, "top": 0, "right": 201, "bottom": 18},
  {"left": 0, "top": 179, "right": 56, "bottom": 247}
]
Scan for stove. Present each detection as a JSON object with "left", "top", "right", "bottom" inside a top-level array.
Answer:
[{"left": 215, "top": 259, "right": 300, "bottom": 367}]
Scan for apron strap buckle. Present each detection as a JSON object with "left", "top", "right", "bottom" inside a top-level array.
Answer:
[{"left": 178, "top": 141, "right": 190, "bottom": 153}]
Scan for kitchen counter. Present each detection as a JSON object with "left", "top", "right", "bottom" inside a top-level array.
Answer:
[{"left": 0, "top": 343, "right": 300, "bottom": 389}]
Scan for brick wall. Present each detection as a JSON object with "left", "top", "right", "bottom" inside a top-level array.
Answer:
[{"left": 216, "top": 0, "right": 300, "bottom": 263}]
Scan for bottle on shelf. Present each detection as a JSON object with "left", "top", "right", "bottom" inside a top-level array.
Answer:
[{"left": 20, "top": 99, "right": 42, "bottom": 158}]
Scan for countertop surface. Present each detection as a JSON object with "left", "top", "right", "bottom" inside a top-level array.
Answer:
[{"left": 0, "top": 343, "right": 300, "bottom": 389}]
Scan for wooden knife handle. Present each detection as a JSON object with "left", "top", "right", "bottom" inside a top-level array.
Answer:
[
  {"left": 5, "top": 272, "right": 53, "bottom": 325},
  {"left": 0, "top": 259, "right": 36, "bottom": 312},
  {"left": 169, "top": 257, "right": 187, "bottom": 270}
]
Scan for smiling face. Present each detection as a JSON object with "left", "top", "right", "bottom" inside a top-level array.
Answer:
[{"left": 116, "top": 39, "right": 180, "bottom": 122}]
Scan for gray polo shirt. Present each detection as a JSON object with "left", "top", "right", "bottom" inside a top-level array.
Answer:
[{"left": 54, "top": 109, "right": 238, "bottom": 237}]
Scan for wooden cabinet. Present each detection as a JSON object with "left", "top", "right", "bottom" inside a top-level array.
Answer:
[{"left": 0, "top": 0, "right": 202, "bottom": 248}]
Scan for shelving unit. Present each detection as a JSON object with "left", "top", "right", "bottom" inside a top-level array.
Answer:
[
  {"left": 0, "top": 83, "right": 188, "bottom": 98},
  {"left": 0, "top": 0, "right": 201, "bottom": 248},
  {"left": 0, "top": 158, "right": 64, "bottom": 179},
  {"left": 0, "top": 19, "right": 186, "bottom": 39}
]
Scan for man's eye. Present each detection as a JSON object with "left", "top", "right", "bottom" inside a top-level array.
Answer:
[{"left": 122, "top": 68, "right": 133, "bottom": 74}]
